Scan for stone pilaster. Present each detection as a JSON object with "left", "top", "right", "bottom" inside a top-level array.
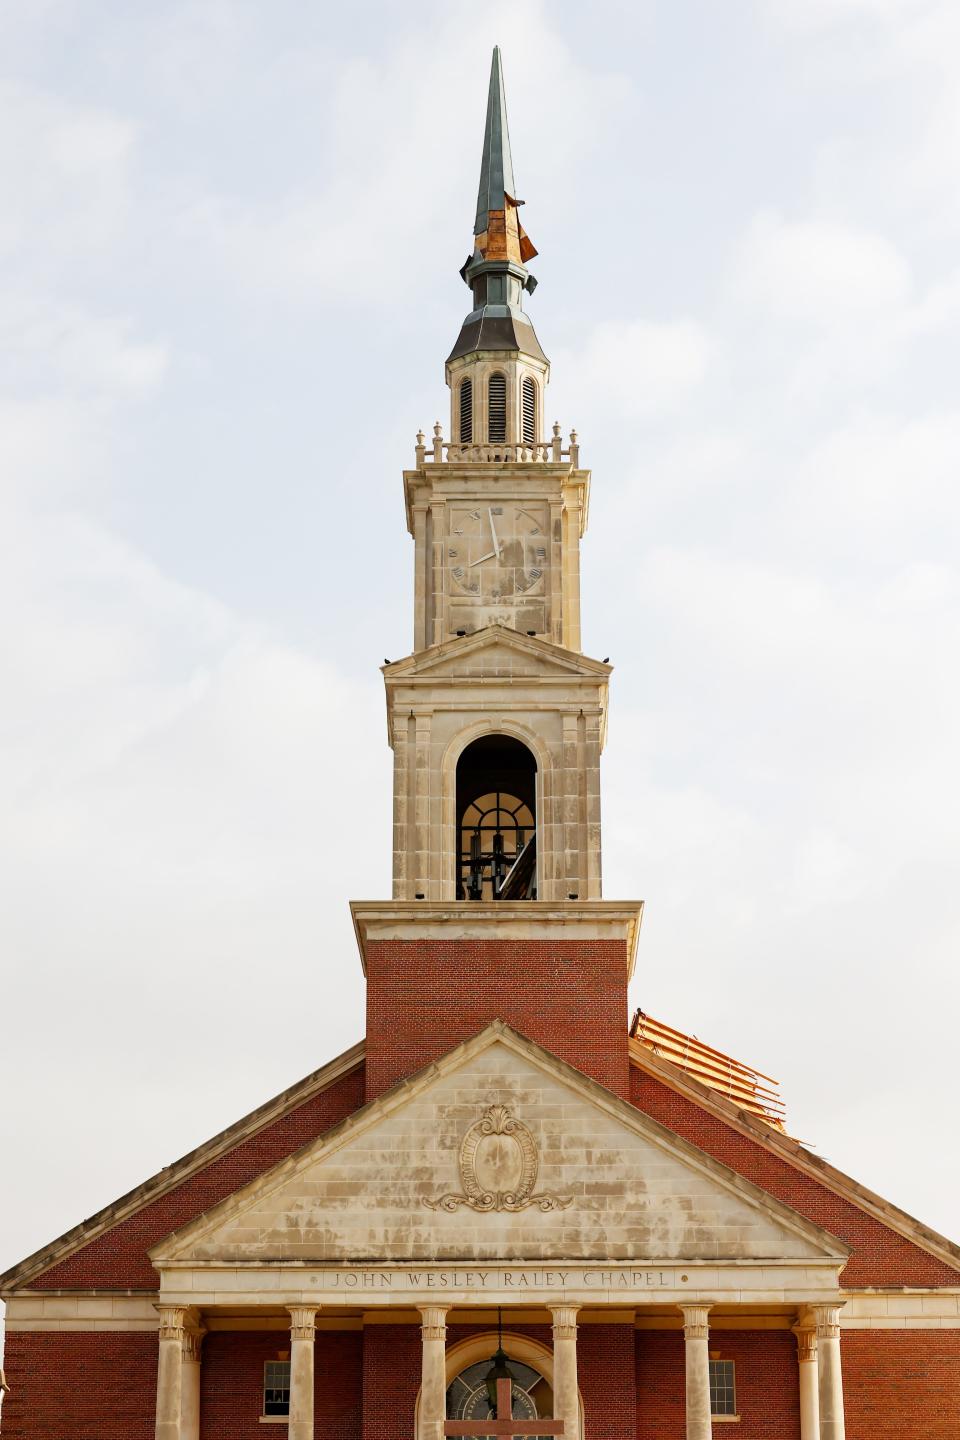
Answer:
[
  {"left": 549, "top": 1305, "right": 580, "bottom": 1440},
  {"left": 287, "top": 1305, "right": 319, "bottom": 1440},
  {"left": 679, "top": 1304, "right": 713, "bottom": 1440},
  {"left": 812, "top": 1303, "right": 846, "bottom": 1440},
  {"left": 793, "top": 1323, "right": 820, "bottom": 1440},
  {"left": 418, "top": 1305, "right": 449, "bottom": 1440},
  {"left": 155, "top": 1306, "right": 188, "bottom": 1440}
]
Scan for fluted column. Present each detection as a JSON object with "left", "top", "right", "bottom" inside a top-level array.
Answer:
[
  {"left": 155, "top": 1306, "right": 187, "bottom": 1440},
  {"left": 812, "top": 1303, "right": 846, "bottom": 1440},
  {"left": 418, "top": 1305, "right": 449, "bottom": 1440},
  {"left": 180, "top": 1324, "right": 205, "bottom": 1440},
  {"left": 549, "top": 1305, "right": 580, "bottom": 1440},
  {"left": 679, "top": 1305, "right": 713, "bottom": 1440},
  {"left": 792, "top": 1324, "right": 820, "bottom": 1440},
  {"left": 287, "top": 1306, "right": 319, "bottom": 1440}
]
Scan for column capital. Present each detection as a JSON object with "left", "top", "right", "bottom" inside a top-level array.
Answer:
[
  {"left": 548, "top": 1304, "right": 580, "bottom": 1339},
  {"left": 287, "top": 1305, "right": 319, "bottom": 1341},
  {"left": 678, "top": 1303, "right": 712, "bottom": 1339},
  {"left": 418, "top": 1304, "right": 449, "bottom": 1340},
  {"left": 156, "top": 1304, "right": 189, "bottom": 1341},
  {"left": 792, "top": 1324, "right": 818, "bottom": 1365},
  {"left": 811, "top": 1302, "right": 845, "bottom": 1341},
  {"left": 182, "top": 1325, "right": 206, "bottom": 1364}
]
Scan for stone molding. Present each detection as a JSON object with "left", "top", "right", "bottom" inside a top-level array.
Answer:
[{"left": 424, "top": 1103, "right": 573, "bottom": 1214}]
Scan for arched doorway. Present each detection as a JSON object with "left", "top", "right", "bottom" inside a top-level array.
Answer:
[
  {"left": 456, "top": 735, "right": 537, "bottom": 900},
  {"left": 446, "top": 1355, "right": 555, "bottom": 1434}
]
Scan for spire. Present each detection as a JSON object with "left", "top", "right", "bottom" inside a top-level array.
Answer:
[
  {"left": 474, "top": 46, "right": 517, "bottom": 238},
  {"left": 447, "top": 47, "right": 544, "bottom": 366}
]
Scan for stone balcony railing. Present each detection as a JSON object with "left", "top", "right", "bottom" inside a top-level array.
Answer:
[{"left": 415, "top": 421, "right": 580, "bottom": 469}]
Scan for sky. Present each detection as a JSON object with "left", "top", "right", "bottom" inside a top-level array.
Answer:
[{"left": 2, "top": 0, "right": 959, "bottom": 1288}]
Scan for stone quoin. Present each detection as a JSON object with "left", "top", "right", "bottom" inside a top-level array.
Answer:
[{"left": 2, "top": 43, "right": 959, "bottom": 1440}]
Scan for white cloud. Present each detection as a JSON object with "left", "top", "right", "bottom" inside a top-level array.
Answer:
[
  {"left": 734, "top": 211, "right": 912, "bottom": 320},
  {"left": 554, "top": 318, "right": 710, "bottom": 423}
]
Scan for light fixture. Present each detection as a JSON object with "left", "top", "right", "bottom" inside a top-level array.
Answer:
[{"left": 484, "top": 1307, "right": 515, "bottom": 1412}]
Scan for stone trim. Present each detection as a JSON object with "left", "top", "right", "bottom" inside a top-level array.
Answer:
[
  {"left": 0, "top": 1041, "right": 365, "bottom": 1294},
  {"left": 629, "top": 1039, "right": 960, "bottom": 1275},
  {"left": 148, "top": 1020, "right": 848, "bottom": 1269}
]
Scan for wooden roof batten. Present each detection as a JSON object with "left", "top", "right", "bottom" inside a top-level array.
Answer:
[{"left": 630, "top": 1007, "right": 786, "bottom": 1129}]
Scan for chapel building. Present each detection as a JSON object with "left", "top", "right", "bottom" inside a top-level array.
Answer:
[{"left": 2, "top": 46, "right": 959, "bottom": 1440}]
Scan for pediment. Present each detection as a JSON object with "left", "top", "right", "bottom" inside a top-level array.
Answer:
[
  {"left": 151, "top": 1025, "right": 848, "bottom": 1269},
  {"left": 383, "top": 626, "right": 610, "bottom": 684}
]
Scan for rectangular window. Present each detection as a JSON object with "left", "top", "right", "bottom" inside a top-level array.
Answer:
[
  {"left": 264, "top": 1360, "right": 291, "bottom": 1417},
  {"left": 709, "top": 1358, "right": 736, "bottom": 1417}
]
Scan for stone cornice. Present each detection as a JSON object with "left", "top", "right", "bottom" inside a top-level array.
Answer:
[
  {"left": 350, "top": 899, "right": 644, "bottom": 978},
  {"left": 628, "top": 1039, "right": 960, "bottom": 1276},
  {"left": 0, "top": 1041, "right": 365, "bottom": 1295}
]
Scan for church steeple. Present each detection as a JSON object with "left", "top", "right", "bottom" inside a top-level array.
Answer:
[{"left": 448, "top": 47, "right": 547, "bottom": 377}]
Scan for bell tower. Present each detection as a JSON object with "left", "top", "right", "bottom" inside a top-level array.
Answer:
[{"left": 355, "top": 49, "right": 642, "bottom": 1103}]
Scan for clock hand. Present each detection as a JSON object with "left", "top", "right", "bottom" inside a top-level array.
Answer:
[
  {"left": 469, "top": 549, "right": 497, "bottom": 567},
  {"left": 488, "top": 507, "right": 501, "bottom": 558}
]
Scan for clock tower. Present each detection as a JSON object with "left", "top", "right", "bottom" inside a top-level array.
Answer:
[{"left": 381, "top": 48, "right": 616, "bottom": 915}]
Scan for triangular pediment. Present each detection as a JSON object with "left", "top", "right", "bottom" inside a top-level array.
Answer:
[
  {"left": 151, "top": 1024, "right": 848, "bottom": 1269},
  {"left": 383, "top": 626, "right": 611, "bottom": 684}
]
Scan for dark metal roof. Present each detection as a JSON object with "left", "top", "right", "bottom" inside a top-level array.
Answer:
[
  {"left": 447, "top": 311, "right": 547, "bottom": 364},
  {"left": 474, "top": 46, "right": 517, "bottom": 236}
]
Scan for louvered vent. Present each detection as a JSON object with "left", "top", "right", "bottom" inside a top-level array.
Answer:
[
  {"left": 521, "top": 376, "right": 537, "bottom": 445},
  {"left": 459, "top": 378, "right": 473, "bottom": 444},
  {"left": 488, "top": 374, "right": 507, "bottom": 444}
]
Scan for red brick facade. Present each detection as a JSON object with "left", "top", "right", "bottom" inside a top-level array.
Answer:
[
  {"left": 0, "top": 1332, "right": 157, "bottom": 1439},
  {"left": 364, "top": 939, "right": 630, "bottom": 1100},
  {"left": 635, "top": 1329, "right": 801, "bottom": 1438},
  {"left": 629, "top": 1067, "right": 958, "bottom": 1289},
  {"left": 200, "top": 1330, "right": 363, "bottom": 1440},
  {"left": 842, "top": 1331, "right": 960, "bottom": 1439}
]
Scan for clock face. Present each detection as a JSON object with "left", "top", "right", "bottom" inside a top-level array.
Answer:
[{"left": 447, "top": 504, "right": 549, "bottom": 604}]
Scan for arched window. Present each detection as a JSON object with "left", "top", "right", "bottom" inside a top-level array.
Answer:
[
  {"left": 488, "top": 373, "right": 507, "bottom": 444},
  {"left": 521, "top": 375, "right": 537, "bottom": 446},
  {"left": 456, "top": 735, "right": 537, "bottom": 901},
  {"left": 459, "top": 378, "right": 473, "bottom": 444}
]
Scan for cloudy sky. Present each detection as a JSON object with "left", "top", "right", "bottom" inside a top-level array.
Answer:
[{"left": 2, "top": 0, "right": 959, "bottom": 1285}]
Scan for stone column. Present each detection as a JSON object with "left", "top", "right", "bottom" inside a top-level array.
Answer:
[
  {"left": 792, "top": 1324, "right": 820, "bottom": 1440},
  {"left": 180, "top": 1325, "right": 205, "bottom": 1440},
  {"left": 679, "top": 1305, "right": 713, "bottom": 1440},
  {"left": 812, "top": 1303, "right": 846, "bottom": 1440},
  {"left": 155, "top": 1306, "right": 187, "bottom": 1440},
  {"left": 287, "top": 1306, "right": 319, "bottom": 1440},
  {"left": 549, "top": 1305, "right": 580, "bottom": 1440},
  {"left": 417, "top": 1305, "right": 449, "bottom": 1440}
]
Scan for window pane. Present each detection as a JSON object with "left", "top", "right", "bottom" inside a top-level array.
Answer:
[
  {"left": 709, "top": 1359, "right": 736, "bottom": 1416},
  {"left": 264, "top": 1360, "right": 291, "bottom": 1416}
]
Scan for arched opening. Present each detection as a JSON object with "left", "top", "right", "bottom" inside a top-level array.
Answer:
[
  {"left": 521, "top": 375, "right": 537, "bottom": 446},
  {"left": 457, "top": 735, "right": 536, "bottom": 900},
  {"left": 488, "top": 373, "right": 507, "bottom": 444},
  {"left": 459, "top": 377, "right": 473, "bottom": 444},
  {"left": 446, "top": 1354, "right": 554, "bottom": 1434}
]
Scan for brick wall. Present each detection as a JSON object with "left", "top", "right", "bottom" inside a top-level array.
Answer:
[
  {"left": 635, "top": 1329, "right": 800, "bottom": 1439},
  {"left": 364, "top": 939, "right": 630, "bottom": 1100},
  {"left": 362, "top": 1324, "right": 421, "bottom": 1440},
  {"left": 843, "top": 1330, "right": 960, "bottom": 1439},
  {"left": 32, "top": 1063, "right": 364, "bottom": 1290},
  {"left": 630, "top": 1068, "right": 960, "bottom": 1289},
  {"left": 200, "top": 1328, "right": 363, "bottom": 1440},
  {"left": 0, "top": 1331, "right": 156, "bottom": 1439}
]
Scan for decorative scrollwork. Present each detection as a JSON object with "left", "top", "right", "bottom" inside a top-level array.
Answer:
[{"left": 424, "top": 1103, "right": 573, "bottom": 1213}]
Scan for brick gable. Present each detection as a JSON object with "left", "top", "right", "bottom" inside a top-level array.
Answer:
[
  {"left": 30, "top": 1062, "right": 364, "bottom": 1291},
  {"left": 629, "top": 1066, "right": 959, "bottom": 1288}
]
